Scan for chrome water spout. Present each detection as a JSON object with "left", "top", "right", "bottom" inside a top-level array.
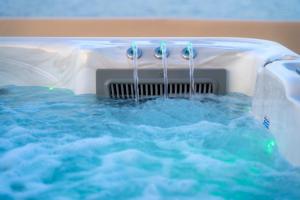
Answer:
[
  {"left": 127, "top": 42, "right": 142, "bottom": 101},
  {"left": 127, "top": 43, "right": 142, "bottom": 59},
  {"left": 154, "top": 42, "right": 169, "bottom": 98},
  {"left": 154, "top": 44, "right": 170, "bottom": 59},
  {"left": 182, "top": 43, "right": 197, "bottom": 97},
  {"left": 181, "top": 44, "right": 197, "bottom": 60}
]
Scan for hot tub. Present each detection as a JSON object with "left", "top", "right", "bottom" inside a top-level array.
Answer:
[{"left": 0, "top": 37, "right": 300, "bottom": 199}]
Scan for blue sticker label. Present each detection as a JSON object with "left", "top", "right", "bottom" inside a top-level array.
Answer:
[{"left": 263, "top": 116, "right": 270, "bottom": 129}]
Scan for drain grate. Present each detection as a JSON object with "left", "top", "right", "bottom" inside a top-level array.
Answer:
[
  {"left": 109, "top": 82, "right": 214, "bottom": 99},
  {"left": 96, "top": 68, "right": 226, "bottom": 98}
]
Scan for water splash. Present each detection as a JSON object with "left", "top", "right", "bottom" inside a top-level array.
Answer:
[
  {"left": 131, "top": 42, "right": 139, "bottom": 102},
  {"left": 160, "top": 41, "right": 168, "bottom": 99},
  {"left": 187, "top": 42, "right": 195, "bottom": 98}
]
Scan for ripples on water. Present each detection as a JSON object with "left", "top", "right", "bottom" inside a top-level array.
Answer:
[
  {"left": 0, "top": 0, "right": 300, "bottom": 20},
  {"left": 0, "top": 86, "right": 300, "bottom": 200}
]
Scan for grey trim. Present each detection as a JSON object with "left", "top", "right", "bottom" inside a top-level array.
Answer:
[{"left": 96, "top": 68, "right": 227, "bottom": 98}]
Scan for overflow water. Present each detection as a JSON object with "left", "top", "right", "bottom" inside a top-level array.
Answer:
[
  {"left": 160, "top": 42, "right": 168, "bottom": 99},
  {"left": 131, "top": 42, "right": 139, "bottom": 102},
  {"left": 188, "top": 43, "right": 195, "bottom": 98}
]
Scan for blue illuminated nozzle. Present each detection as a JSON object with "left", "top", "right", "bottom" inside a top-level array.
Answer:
[
  {"left": 131, "top": 41, "right": 137, "bottom": 49},
  {"left": 160, "top": 41, "right": 167, "bottom": 54},
  {"left": 187, "top": 42, "right": 193, "bottom": 54},
  {"left": 131, "top": 42, "right": 137, "bottom": 53}
]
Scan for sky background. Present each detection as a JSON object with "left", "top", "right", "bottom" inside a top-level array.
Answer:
[{"left": 0, "top": 0, "right": 300, "bottom": 21}]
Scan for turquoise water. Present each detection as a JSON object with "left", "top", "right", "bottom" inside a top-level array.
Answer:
[
  {"left": 0, "top": 0, "right": 300, "bottom": 21},
  {"left": 0, "top": 86, "right": 300, "bottom": 200}
]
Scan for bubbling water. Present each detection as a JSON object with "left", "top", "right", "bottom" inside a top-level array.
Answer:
[{"left": 0, "top": 86, "right": 299, "bottom": 200}]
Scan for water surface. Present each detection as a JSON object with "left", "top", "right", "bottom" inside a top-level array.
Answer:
[
  {"left": 0, "top": 86, "right": 300, "bottom": 199},
  {"left": 0, "top": 0, "right": 300, "bottom": 21}
]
